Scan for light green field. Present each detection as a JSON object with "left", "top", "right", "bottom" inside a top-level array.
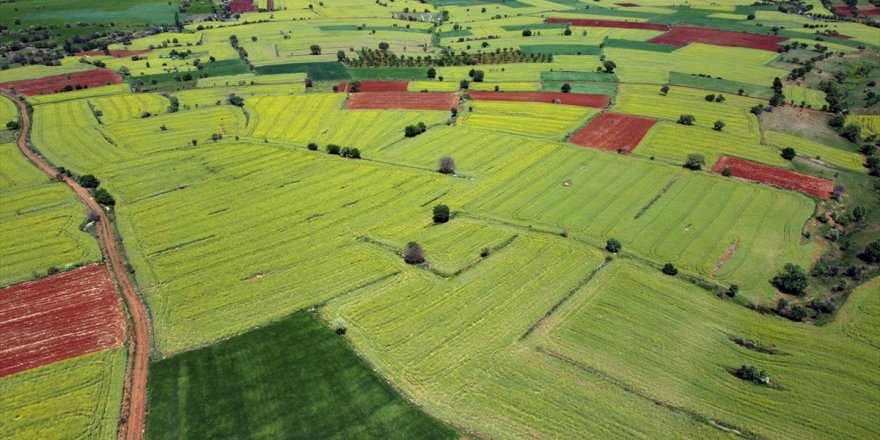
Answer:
[
  {"left": 847, "top": 114, "right": 880, "bottom": 138},
  {"left": 783, "top": 85, "right": 827, "bottom": 108},
  {"left": 764, "top": 130, "right": 865, "bottom": 171},
  {"left": 635, "top": 122, "right": 788, "bottom": 167},
  {"left": 0, "top": 348, "right": 126, "bottom": 440},
  {"left": 0, "top": 143, "right": 101, "bottom": 285},
  {"left": 247, "top": 93, "right": 448, "bottom": 150},
  {"left": 25, "top": 84, "right": 132, "bottom": 106},
  {"left": 0, "top": 95, "right": 17, "bottom": 127},
  {"left": 460, "top": 100, "right": 595, "bottom": 139},
  {"left": 614, "top": 83, "right": 763, "bottom": 137},
  {"left": 89, "top": 93, "right": 169, "bottom": 124},
  {"left": 0, "top": 63, "right": 96, "bottom": 83}
]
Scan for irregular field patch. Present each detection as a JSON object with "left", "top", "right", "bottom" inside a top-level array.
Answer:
[
  {"left": 649, "top": 26, "right": 788, "bottom": 51},
  {"left": 76, "top": 49, "right": 151, "bottom": 57},
  {"left": 0, "top": 264, "right": 125, "bottom": 377},
  {"left": 337, "top": 80, "right": 409, "bottom": 92},
  {"left": 712, "top": 155, "right": 835, "bottom": 199},
  {"left": 0, "top": 70, "right": 122, "bottom": 96},
  {"left": 147, "top": 310, "right": 456, "bottom": 439},
  {"left": 569, "top": 112, "right": 655, "bottom": 152},
  {"left": 467, "top": 91, "right": 609, "bottom": 108},
  {"left": 346, "top": 91, "right": 459, "bottom": 110}
]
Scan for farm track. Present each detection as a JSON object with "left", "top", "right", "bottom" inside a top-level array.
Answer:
[{"left": 3, "top": 92, "right": 150, "bottom": 440}]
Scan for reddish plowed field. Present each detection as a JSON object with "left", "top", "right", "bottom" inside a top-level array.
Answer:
[
  {"left": 228, "top": 0, "right": 256, "bottom": 13},
  {"left": 834, "top": 6, "right": 855, "bottom": 16},
  {"left": 0, "top": 69, "right": 123, "bottom": 96},
  {"left": 569, "top": 113, "right": 656, "bottom": 152},
  {"left": 346, "top": 91, "right": 459, "bottom": 110},
  {"left": 546, "top": 18, "right": 669, "bottom": 31},
  {"left": 0, "top": 265, "right": 125, "bottom": 378},
  {"left": 76, "top": 49, "right": 152, "bottom": 57},
  {"left": 337, "top": 80, "right": 410, "bottom": 92},
  {"left": 468, "top": 91, "right": 610, "bottom": 108},
  {"left": 649, "top": 26, "right": 788, "bottom": 51},
  {"left": 712, "top": 156, "right": 835, "bottom": 199},
  {"left": 859, "top": 7, "right": 880, "bottom": 15}
]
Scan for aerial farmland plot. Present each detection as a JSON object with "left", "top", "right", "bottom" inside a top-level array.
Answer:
[{"left": 0, "top": 0, "right": 878, "bottom": 439}]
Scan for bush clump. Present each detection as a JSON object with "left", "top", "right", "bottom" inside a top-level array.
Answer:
[
  {"left": 403, "top": 242, "right": 426, "bottom": 265},
  {"left": 605, "top": 238, "right": 621, "bottom": 253},
  {"left": 733, "top": 365, "right": 770, "bottom": 385},
  {"left": 771, "top": 263, "right": 808, "bottom": 295},
  {"left": 438, "top": 156, "right": 455, "bottom": 174},
  {"left": 662, "top": 263, "right": 678, "bottom": 276},
  {"left": 433, "top": 204, "right": 450, "bottom": 223}
]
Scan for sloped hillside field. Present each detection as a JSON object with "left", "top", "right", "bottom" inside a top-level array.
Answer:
[{"left": 1, "top": 0, "right": 879, "bottom": 438}]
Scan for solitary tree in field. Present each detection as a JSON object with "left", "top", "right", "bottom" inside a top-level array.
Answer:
[
  {"left": 522, "top": 29, "right": 532, "bottom": 37},
  {"left": 662, "top": 263, "right": 678, "bottom": 276},
  {"left": 660, "top": 85, "right": 669, "bottom": 95},
  {"left": 606, "top": 238, "right": 622, "bottom": 253},
  {"left": 781, "top": 147, "right": 796, "bottom": 160},
  {"left": 771, "top": 263, "right": 808, "bottom": 295},
  {"left": 685, "top": 153, "right": 705, "bottom": 170},
  {"left": 433, "top": 204, "right": 450, "bottom": 223},
  {"left": 563, "top": 27, "right": 572, "bottom": 36},
  {"left": 472, "top": 70, "right": 485, "bottom": 82},
  {"left": 602, "top": 60, "right": 617, "bottom": 73},
  {"left": 460, "top": 79, "right": 470, "bottom": 90},
  {"left": 713, "top": 120, "right": 726, "bottom": 131},
  {"left": 677, "top": 114, "right": 695, "bottom": 125},
  {"left": 427, "top": 67, "right": 437, "bottom": 79},
  {"left": 379, "top": 41, "right": 390, "bottom": 52},
  {"left": 403, "top": 242, "right": 426, "bottom": 264},
  {"left": 438, "top": 156, "right": 455, "bottom": 174},
  {"left": 561, "top": 83, "right": 572, "bottom": 93},
  {"left": 310, "top": 44, "right": 321, "bottom": 55}
]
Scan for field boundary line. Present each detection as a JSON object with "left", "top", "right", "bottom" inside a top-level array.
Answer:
[
  {"left": 538, "top": 347, "right": 765, "bottom": 440},
  {"left": 634, "top": 174, "right": 681, "bottom": 219},
  {"left": 3, "top": 91, "right": 151, "bottom": 440},
  {"left": 518, "top": 259, "right": 608, "bottom": 341}
]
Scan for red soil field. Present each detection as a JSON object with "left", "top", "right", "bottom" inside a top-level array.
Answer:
[
  {"left": 468, "top": 91, "right": 610, "bottom": 108},
  {"left": 0, "top": 265, "right": 125, "bottom": 378},
  {"left": 228, "top": 0, "right": 256, "bottom": 13},
  {"left": 346, "top": 91, "right": 459, "bottom": 110},
  {"left": 267, "top": 0, "right": 275, "bottom": 10},
  {"left": 834, "top": 6, "right": 855, "bottom": 16},
  {"left": 0, "top": 69, "right": 123, "bottom": 96},
  {"left": 649, "top": 26, "right": 788, "bottom": 51},
  {"left": 712, "top": 156, "right": 835, "bottom": 199},
  {"left": 76, "top": 49, "right": 152, "bottom": 57},
  {"left": 546, "top": 18, "right": 669, "bottom": 31},
  {"left": 337, "top": 80, "right": 410, "bottom": 92},
  {"left": 569, "top": 113, "right": 656, "bottom": 153},
  {"left": 859, "top": 7, "right": 880, "bottom": 15}
]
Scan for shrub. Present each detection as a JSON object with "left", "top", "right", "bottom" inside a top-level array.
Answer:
[
  {"left": 733, "top": 365, "right": 769, "bottom": 385},
  {"left": 47, "top": 266, "right": 60, "bottom": 275},
  {"left": 426, "top": 67, "right": 436, "bottom": 79},
  {"left": 326, "top": 144, "right": 341, "bottom": 155},
  {"left": 750, "top": 105, "right": 764, "bottom": 116},
  {"left": 662, "top": 263, "right": 678, "bottom": 276},
  {"left": 713, "top": 120, "right": 725, "bottom": 131},
  {"left": 227, "top": 94, "right": 244, "bottom": 106},
  {"left": 771, "top": 263, "right": 808, "bottom": 295},
  {"left": 677, "top": 114, "right": 695, "bottom": 125},
  {"left": 605, "top": 238, "right": 621, "bottom": 253},
  {"left": 860, "top": 240, "right": 880, "bottom": 263},
  {"left": 561, "top": 83, "right": 572, "bottom": 93},
  {"left": 92, "top": 188, "right": 115, "bottom": 206},
  {"left": 472, "top": 70, "right": 484, "bottom": 82},
  {"left": 349, "top": 148, "right": 361, "bottom": 159},
  {"left": 860, "top": 144, "right": 877, "bottom": 156},
  {"left": 404, "top": 122, "right": 428, "bottom": 137},
  {"left": 685, "top": 153, "right": 705, "bottom": 170},
  {"left": 7, "top": 120, "right": 21, "bottom": 130},
  {"left": 721, "top": 167, "right": 733, "bottom": 177},
  {"left": 77, "top": 174, "right": 100, "bottom": 188},
  {"left": 460, "top": 79, "right": 470, "bottom": 90},
  {"left": 715, "top": 94, "right": 725, "bottom": 103},
  {"left": 726, "top": 284, "right": 739, "bottom": 298},
  {"left": 705, "top": 94, "right": 716, "bottom": 102},
  {"left": 660, "top": 85, "right": 669, "bottom": 95},
  {"left": 602, "top": 60, "right": 616, "bottom": 73},
  {"left": 403, "top": 242, "right": 426, "bottom": 264},
  {"left": 522, "top": 29, "right": 532, "bottom": 37},
  {"left": 480, "top": 247, "right": 491, "bottom": 258},
  {"left": 310, "top": 44, "right": 321, "bottom": 55},
  {"left": 438, "top": 156, "right": 455, "bottom": 174},
  {"left": 307, "top": 142, "right": 318, "bottom": 151},
  {"left": 781, "top": 147, "right": 796, "bottom": 160},
  {"left": 433, "top": 204, "right": 450, "bottom": 223}
]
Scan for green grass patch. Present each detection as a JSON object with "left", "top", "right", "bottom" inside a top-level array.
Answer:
[
  {"left": 502, "top": 23, "right": 570, "bottom": 32},
  {"left": 431, "top": 0, "right": 531, "bottom": 7},
  {"left": 521, "top": 45, "right": 600, "bottom": 55},
  {"left": 668, "top": 72, "right": 773, "bottom": 98},
  {"left": 603, "top": 39, "right": 679, "bottom": 53},
  {"left": 255, "top": 61, "right": 350, "bottom": 80},
  {"left": 146, "top": 310, "right": 457, "bottom": 439},
  {"left": 320, "top": 25, "right": 431, "bottom": 34},
  {"left": 348, "top": 67, "right": 427, "bottom": 80},
  {"left": 128, "top": 59, "right": 249, "bottom": 86}
]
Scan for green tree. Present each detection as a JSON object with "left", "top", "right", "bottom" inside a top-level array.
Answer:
[
  {"left": 781, "top": 147, "right": 796, "bottom": 160},
  {"left": 603, "top": 60, "right": 617, "bottom": 73},
  {"left": 92, "top": 188, "right": 115, "bottom": 206},
  {"left": 378, "top": 41, "right": 390, "bottom": 51},
  {"left": 860, "top": 240, "right": 880, "bottom": 263},
  {"left": 713, "top": 120, "right": 725, "bottom": 131},
  {"left": 310, "top": 44, "right": 321, "bottom": 55},
  {"left": 771, "top": 263, "right": 808, "bottom": 295},
  {"left": 522, "top": 29, "right": 532, "bottom": 37},
  {"left": 433, "top": 204, "right": 450, "bottom": 223},
  {"left": 403, "top": 242, "right": 426, "bottom": 264},
  {"left": 438, "top": 156, "right": 455, "bottom": 174},
  {"left": 78, "top": 174, "right": 100, "bottom": 188},
  {"left": 561, "top": 83, "right": 572, "bottom": 93},
  {"left": 605, "top": 238, "right": 622, "bottom": 253},
  {"left": 472, "top": 70, "right": 485, "bottom": 82},
  {"left": 662, "top": 263, "right": 678, "bottom": 276},
  {"left": 685, "top": 153, "right": 705, "bottom": 170},
  {"left": 426, "top": 67, "right": 437, "bottom": 79},
  {"left": 677, "top": 114, "right": 695, "bottom": 125},
  {"left": 337, "top": 50, "right": 346, "bottom": 62}
]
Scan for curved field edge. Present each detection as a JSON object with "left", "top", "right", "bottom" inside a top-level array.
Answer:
[{"left": 145, "top": 310, "right": 457, "bottom": 439}]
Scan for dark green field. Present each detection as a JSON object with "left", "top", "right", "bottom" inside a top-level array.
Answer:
[
  {"left": 0, "top": 0, "right": 178, "bottom": 28},
  {"left": 146, "top": 311, "right": 457, "bottom": 439},
  {"left": 255, "top": 62, "right": 351, "bottom": 80}
]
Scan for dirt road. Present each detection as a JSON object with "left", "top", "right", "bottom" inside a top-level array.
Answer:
[{"left": 3, "top": 92, "right": 151, "bottom": 440}]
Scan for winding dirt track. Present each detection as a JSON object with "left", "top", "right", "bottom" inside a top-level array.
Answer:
[{"left": 3, "top": 92, "right": 150, "bottom": 440}]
